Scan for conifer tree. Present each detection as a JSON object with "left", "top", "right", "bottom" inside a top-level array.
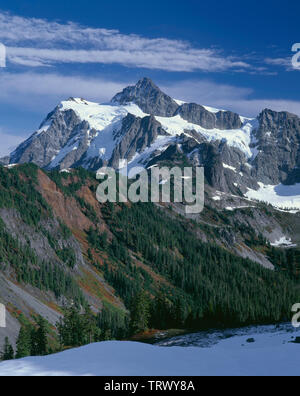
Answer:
[
  {"left": 130, "top": 290, "right": 151, "bottom": 335},
  {"left": 31, "top": 316, "right": 48, "bottom": 356},
  {"left": 2, "top": 337, "right": 14, "bottom": 361},
  {"left": 16, "top": 326, "right": 31, "bottom": 359}
]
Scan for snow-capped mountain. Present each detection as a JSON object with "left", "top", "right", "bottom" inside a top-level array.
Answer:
[{"left": 2, "top": 78, "right": 300, "bottom": 207}]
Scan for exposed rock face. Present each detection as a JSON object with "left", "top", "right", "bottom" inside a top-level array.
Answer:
[
  {"left": 216, "top": 111, "right": 243, "bottom": 130},
  {"left": 175, "top": 103, "right": 242, "bottom": 130},
  {"left": 112, "top": 77, "right": 179, "bottom": 117},
  {"left": 148, "top": 134, "right": 258, "bottom": 194},
  {"left": 251, "top": 109, "right": 300, "bottom": 184},
  {"left": 109, "top": 113, "right": 167, "bottom": 168},
  {"left": 113, "top": 79, "right": 243, "bottom": 130},
  {"left": 9, "top": 108, "right": 83, "bottom": 168},
  {"left": 175, "top": 103, "right": 216, "bottom": 129}
]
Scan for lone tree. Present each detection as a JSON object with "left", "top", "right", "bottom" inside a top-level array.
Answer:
[{"left": 130, "top": 290, "right": 151, "bottom": 335}]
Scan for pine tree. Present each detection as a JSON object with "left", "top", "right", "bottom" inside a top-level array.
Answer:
[
  {"left": 2, "top": 337, "right": 14, "bottom": 360},
  {"left": 130, "top": 290, "right": 151, "bottom": 335},
  {"left": 82, "top": 306, "right": 100, "bottom": 344},
  {"left": 30, "top": 317, "right": 48, "bottom": 356},
  {"left": 35, "top": 316, "right": 48, "bottom": 356},
  {"left": 16, "top": 326, "right": 31, "bottom": 359}
]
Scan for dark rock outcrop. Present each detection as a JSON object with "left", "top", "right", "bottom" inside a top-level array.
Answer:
[
  {"left": 175, "top": 103, "right": 242, "bottom": 130},
  {"left": 9, "top": 107, "right": 82, "bottom": 168},
  {"left": 251, "top": 109, "right": 300, "bottom": 184},
  {"left": 109, "top": 113, "right": 167, "bottom": 168}
]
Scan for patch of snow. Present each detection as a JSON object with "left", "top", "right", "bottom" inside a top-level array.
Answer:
[
  {"left": 245, "top": 182, "right": 300, "bottom": 210},
  {"left": 156, "top": 115, "right": 258, "bottom": 159},
  {"left": 174, "top": 99, "right": 186, "bottom": 106},
  {"left": 223, "top": 163, "right": 237, "bottom": 172},
  {"left": 271, "top": 237, "right": 297, "bottom": 248},
  {"left": 35, "top": 124, "right": 51, "bottom": 136},
  {"left": 4, "top": 164, "right": 17, "bottom": 169},
  {"left": 225, "top": 206, "right": 256, "bottom": 211},
  {"left": 61, "top": 100, "right": 147, "bottom": 133},
  {"left": 202, "top": 105, "right": 224, "bottom": 113},
  {"left": 119, "top": 136, "right": 176, "bottom": 176}
]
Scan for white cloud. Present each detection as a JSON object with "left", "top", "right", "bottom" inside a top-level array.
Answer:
[
  {"left": 264, "top": 57, "right": 298, "bottom": 72},
  {"left": 0, "top": 11, "right": 251, "bottom": 72},
  {"left": 161, "top": 79, "right": 300, "bottom": 117},
  {"left": 6, "top": 46, "right": 250, "bottom": 72},
  {"left": 0, "top": 72, "right": 127, "bottom": 111},
  {"left": 0, "top": 72, "right": 299, "bottom": 130}
]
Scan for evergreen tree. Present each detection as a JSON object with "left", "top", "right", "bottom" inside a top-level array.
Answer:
[
  {"left": 2, "top": 337, "right": 14, "bottom": 361},
  {"left": 31, "top": 316, "right": 48, "bottom": 356},
  {"left": 36, "top": 316, "right": 48, "bottom": 355},
  {"left": 82, "top": 306, "right": 101, "bottom": 344},
  {"left": 57, "top": 306, "right": 100, "bottom": 348},
  {"left": 130, "top": 290, "right": 151, "bottom": 335},
  {"left": 16, "top": 326, "right": 31, "bottom": 359}
]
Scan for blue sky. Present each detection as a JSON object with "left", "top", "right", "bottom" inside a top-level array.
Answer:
[{"left": 0, "top": 0, "right": 299, "bottom": 156}]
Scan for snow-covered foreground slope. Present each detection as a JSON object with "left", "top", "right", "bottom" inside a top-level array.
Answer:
[{"left": 1, "top": 324, "right": 300, "bottom": 376}]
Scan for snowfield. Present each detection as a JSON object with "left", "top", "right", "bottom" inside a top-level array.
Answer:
[
  {"left": 45, "top": 98, "right": 259, "bottom": 169},
  {"left": 245, "top": 182, "right": 300, "bottom": 210},
  {"left": 0, "top": 324, "right": 300, "bottom": 376}
]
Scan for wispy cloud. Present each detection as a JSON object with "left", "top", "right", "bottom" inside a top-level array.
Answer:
[
  {"left": 161, "top": 79, "right": 300, "bottom": 117},
  {"left": 0, "top": 11, "right": 251, "bottom": 72},
  {"left": 264, "top": 57, "right": 297, "bottom": 71},
  {"left": 0, "top": 72, "right": 127, "bottom": 111},
  {"left": 1, "top": 71, "right": 299, "bottom": 120}
]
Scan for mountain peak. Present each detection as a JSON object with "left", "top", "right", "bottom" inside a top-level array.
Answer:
[
  {"left": 135, "top": 77, "right": 160, "bottom": 90},
  {"left": 111, "top": 77, "right": 179, "bottom": 117}
]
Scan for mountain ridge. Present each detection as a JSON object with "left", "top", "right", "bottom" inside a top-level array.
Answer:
[{"left": 1, "top": 78, "right": 299, "bottom": 212}]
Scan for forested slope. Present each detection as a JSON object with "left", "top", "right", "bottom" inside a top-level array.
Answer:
[{"left": 0, "top": 164, "right": 299, "bottom": 356}]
